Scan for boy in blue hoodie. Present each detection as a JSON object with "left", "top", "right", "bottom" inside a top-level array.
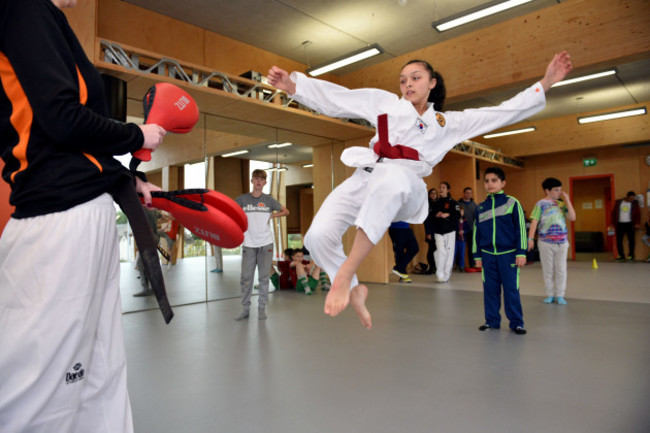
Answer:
[{"left": 473, "top": 167, "right": 527, "bottom": 335}]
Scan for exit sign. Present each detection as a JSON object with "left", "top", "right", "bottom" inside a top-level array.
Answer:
[{"left": 583, "top": 156, "right": 597, "bottom": 167}]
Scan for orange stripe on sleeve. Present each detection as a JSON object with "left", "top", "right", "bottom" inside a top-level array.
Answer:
[
  {"left": 76, "top": 66, "right": 87, "bottom": 105},
  {"left": 0, "top": 52, "right": 33, "bottom": 183},
  {"left": 76, "top": 66, "right": 102, "bottom": 173}
]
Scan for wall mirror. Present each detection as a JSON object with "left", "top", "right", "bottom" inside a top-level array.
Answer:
[{"left": 118, "top": 105, "right": 338, "bottom": 313}]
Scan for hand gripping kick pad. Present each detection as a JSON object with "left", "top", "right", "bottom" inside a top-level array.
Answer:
[
  {"left": 133, "top": 82, "right": 200, "bottom": 162},
  {"left": 142, "top": 189, "right": 246, "bottom": 248}
]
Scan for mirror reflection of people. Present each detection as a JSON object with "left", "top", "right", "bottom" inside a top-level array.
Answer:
[
  {"left": 268, "top": 51, "right": 572, "bottom": 329},
  {"left": 0, "top": 1, "right": 165, "bottom": 431}
]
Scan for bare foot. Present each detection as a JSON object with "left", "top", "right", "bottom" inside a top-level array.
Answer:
[
  {"left": 324, "top": 274, "right": 351, "bottom": 317},
  {"left": 350, "top": 284, "right": 372, "bottom": 329}
]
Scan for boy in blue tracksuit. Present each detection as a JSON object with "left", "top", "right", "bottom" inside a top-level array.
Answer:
[{"left": 473, "top": 167, "right": 527, "bottom": 335}]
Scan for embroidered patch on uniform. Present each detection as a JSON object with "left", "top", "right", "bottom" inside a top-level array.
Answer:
[
  {"left": 436, "top": 113, "right": 446, "bottom": 127},
  {"left": 415, "top": 118, "right": 428, "bottom": 134}
]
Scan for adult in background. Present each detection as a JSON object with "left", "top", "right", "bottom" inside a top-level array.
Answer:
[
  {"left": 423, "top": 188, "right": 438, "bottom": 274},
  {"left": 235, "top": 169, "right": 289, "bottom": 320},
  {"left": 459, "top": 187, "right": 478, "bottom": 270},
  {"left": 432, "top": 182, "right": 461, "bottom": 283},
  {"left": 611, "top": 191, "right": 640, "bottom": 262},
  {"left": 0, "top": 0, "right": 165, "bottom": 431}
]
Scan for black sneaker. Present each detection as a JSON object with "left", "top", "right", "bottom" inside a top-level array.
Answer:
[
  {"left": 513, "top": 326, "right": 527, "bottom": 335},
  {"left": 615, "top": 256, "right": 625, "bottom": 262},
  {"left": 626, "top": 256, "right": 635, "bottom": 263},
  {"left": 479, "top": 324, "right": 492, "bottom": 331}
]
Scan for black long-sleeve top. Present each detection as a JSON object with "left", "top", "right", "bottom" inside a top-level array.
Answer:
[
  {"left": 0, "top": 0, "right": 144, "bottom": 218},
  {"left": 430, "top": 196, "right": 460, "bottom": 235}
]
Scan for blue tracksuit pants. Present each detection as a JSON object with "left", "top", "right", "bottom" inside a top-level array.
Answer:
[{"left": 481, "top": 252, "right": 524, "bottom": 329}]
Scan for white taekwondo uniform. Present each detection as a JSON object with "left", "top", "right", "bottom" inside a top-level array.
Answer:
[{"left": 289, "top": 72, "right": 546, "bottom": 289}]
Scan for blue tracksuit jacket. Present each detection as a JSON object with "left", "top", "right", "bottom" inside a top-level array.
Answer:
[{"left": 472, "top": 191, "right": 526, "bottom": 329}]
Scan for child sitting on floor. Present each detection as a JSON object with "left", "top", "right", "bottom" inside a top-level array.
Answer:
[{"left": 290, "top": 249, "right": 331, "bottom": 295}]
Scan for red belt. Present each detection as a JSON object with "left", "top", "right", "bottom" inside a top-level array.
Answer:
[{"left": 373, "top": 114, "right": 420, "bottom": 161}]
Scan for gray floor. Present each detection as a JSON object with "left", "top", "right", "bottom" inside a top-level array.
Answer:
[
  {"left": 123, "top": 259, "right": 650, "bottom": 433},
  {"left": 120, "top": 255, "right": 244, "bottom": 313}
]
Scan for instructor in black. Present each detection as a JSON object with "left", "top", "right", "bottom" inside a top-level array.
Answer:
[{"left": 0, "top": 1, "right": 165, "bottom": 432}]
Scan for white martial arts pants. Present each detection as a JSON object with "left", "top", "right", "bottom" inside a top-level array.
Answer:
[
  {"left": 0, "top": 194, "right": 133, "bottom": 433},
  {"left": 305, "top": 163, "right": 427, "bottom": 289},
  {"left": 434, "top": 232, "right": 456, "bottom": 282},
  {"left": 537, "top": 240, "right": 569, "bottom": 297}
]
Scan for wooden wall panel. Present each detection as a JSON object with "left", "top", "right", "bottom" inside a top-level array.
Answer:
[
  {"left": 97, "top": 0, "right": 205, "bottom": 65},
  {"left": 312, "top": 145, "right": 334, "bottom": 210},
  {"left": 339, "top": 0, "right": 650, "bottom": 102},
  {"left": 285, "top": 185, "right": 301, "bottom": 232},
  {"left": 299, "top": 188, "right": 314, "bottom": 238},
  {"left": 203, "top": 32, "right": 306, "bottom": 77},
  {"left": 162, "top": 165, "right": 181, "bottom": 191},
  {"left": 63, "top": 0, "right": 97, "bottom": 59},
  {"left": 209, "top": 157, "right": 247, "bottom": 199}
]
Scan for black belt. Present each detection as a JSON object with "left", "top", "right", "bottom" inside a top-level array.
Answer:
[{"left": 111, "top": 175, "right": 174, "bottom": 324}]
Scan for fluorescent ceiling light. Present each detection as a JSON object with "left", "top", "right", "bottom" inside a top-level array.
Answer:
[
  {"left": 276, "top": 167, "right": 289, "bottom": 172},
  {"left": 578, "top": 107, "right": 646, "bottom": 124},
  {"left": 268, "top": 142, "right": 292, "bottom": 149},
  {"left": 433, "top": 0, "right": 535, "bottom": 32},
  {"left": 552, "top": 70, "right": 616, "bottom": 88},
  {"left": 301, "top": 163, "right": 314, "bottom": 168},
  {"left": 484, "top": 127, "right": 536, "bottom": 139},
  {"left": 221, "top": 149, "right": 249, "bottom": 158},
  {"left": 306, "top": 44, "right": 383, "bottom": 77}
]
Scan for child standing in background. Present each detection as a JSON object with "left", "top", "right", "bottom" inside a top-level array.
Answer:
[
  {"left": 473, "top": 167, "right": 528, "bottom": 335},
  {"left": 527, "top": 177, "right": 576, "bottom": 304}
]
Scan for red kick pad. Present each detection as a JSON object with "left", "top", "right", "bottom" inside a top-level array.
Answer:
[
  {"left": 133, "top": 82, "right": 200, "bottom": 162},
  {"left": 142, "top": 189, "right": 246, "bottom": 248}
]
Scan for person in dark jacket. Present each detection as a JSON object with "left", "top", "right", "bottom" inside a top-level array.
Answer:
[
  {"left": 611, "top": 191, "right": 641, "bottom": 262},
  {"left": 423, "top": 187, "right": 438, "bottom": 274},
  {"left": 0, "top": 1, "right": 165, "bottom": 431},
  {"left": 473, "top": 167, "right": 527, "bottom": 335},
  {"left": 459, "top": 187, "right": 478, "bottom": 269},
  {"left": 431, "top": 181, "right": 460, "bottom": 283}
]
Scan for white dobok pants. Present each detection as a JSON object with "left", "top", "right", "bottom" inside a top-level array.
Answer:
[
  {"left": 0, "top": 194, "right": 133, "bottom": 433},
  {"left": 434, "top": 231, "right": 456, "bottom": 282},
  {"left": 305, "top": 162, "right": 427, "bottom": 289}
]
